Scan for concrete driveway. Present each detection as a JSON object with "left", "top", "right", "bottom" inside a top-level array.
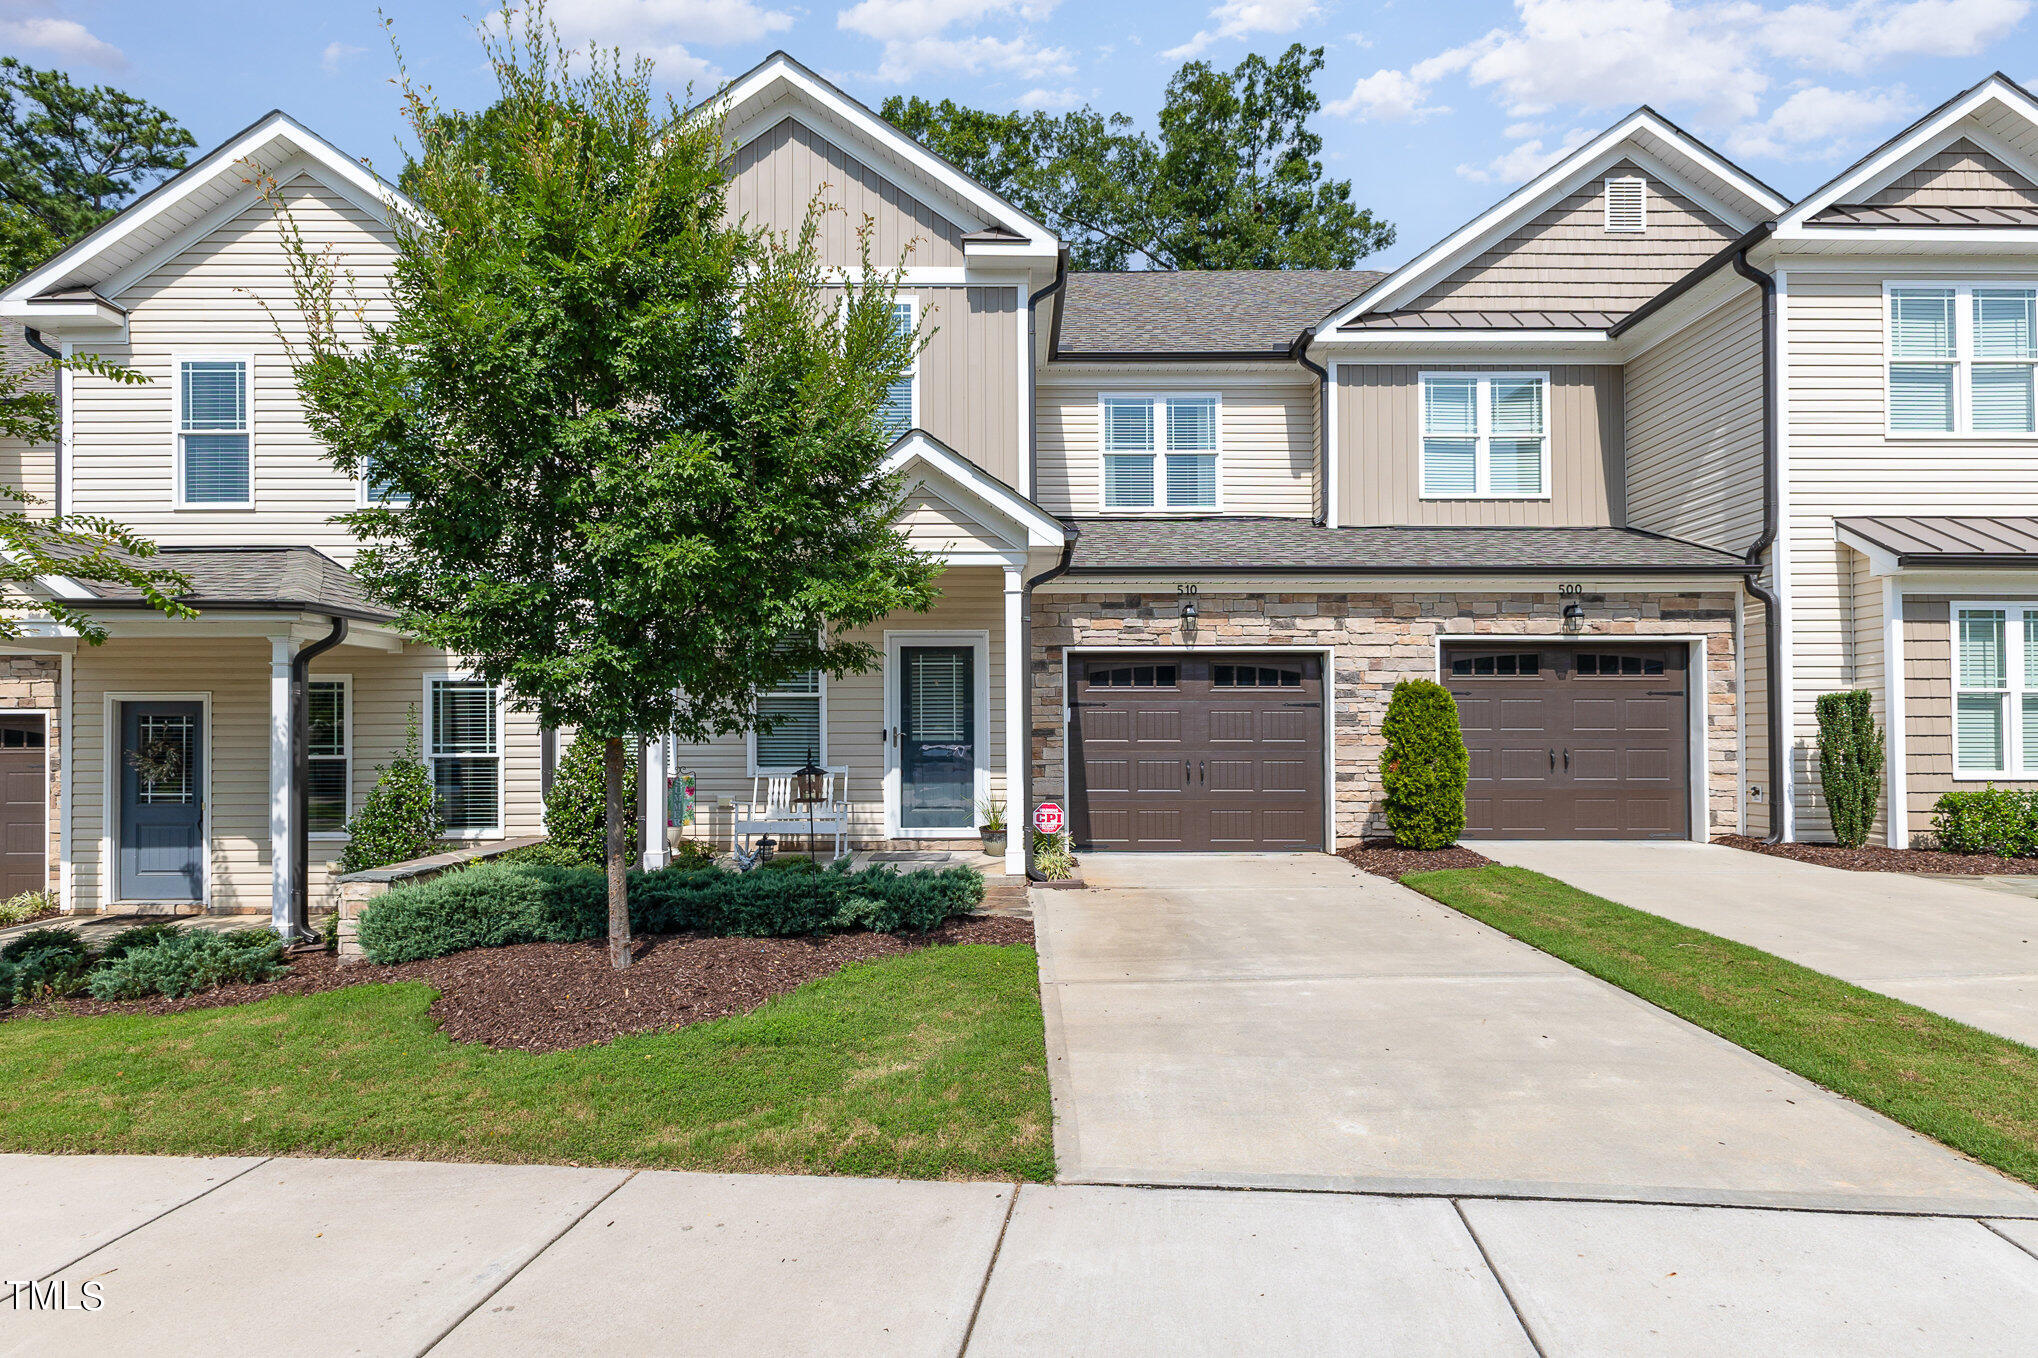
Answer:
[
  {"left": 1035, "top": 853, "right": 2038, "bottom": 1214},
  {"left": 1479, "top": 840, "right": 2038, "bottom": 1048}
]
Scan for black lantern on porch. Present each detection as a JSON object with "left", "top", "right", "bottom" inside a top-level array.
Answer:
[{"left": 791, "top": 749, "right": 828, "bottom": 859}]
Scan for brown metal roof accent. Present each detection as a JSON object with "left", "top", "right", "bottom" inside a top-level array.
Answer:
[
  {"left": 1809, "top": 203, "right": 2038, "bottom": 227},
  {"left": 70, "top": 545, "right": 397, "bottom": 623},
  {"left": 1339, "top": 308, "right": 1624, "bottom": 330},
  {"left": 1837, "top": 515, "right": 2038, "bottom": 564},
  {"left": 1055, "top": 269, "right": 1385, "bottom": 356}
]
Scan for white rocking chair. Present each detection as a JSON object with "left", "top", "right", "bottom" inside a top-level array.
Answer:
[{"left": 735, "top": 767, "right": 851, "bottom": 862}]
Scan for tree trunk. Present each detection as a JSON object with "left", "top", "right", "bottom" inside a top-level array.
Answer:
[{"left": 604, "top": 736, "right": 632, "bottom": 971}]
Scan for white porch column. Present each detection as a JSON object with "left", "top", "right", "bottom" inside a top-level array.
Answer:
[
  {"left": 1885, "top": 579, "right": 1908, "bottom": 849},
  {"left": 1003, "top": 564, "right": 1026, "bottom": 876},
  {"left": 269, "top": 636, "right": 296, "bottom": 932},
  {"left": 641, "top": 734, "right": 668, "bottom": 869}
]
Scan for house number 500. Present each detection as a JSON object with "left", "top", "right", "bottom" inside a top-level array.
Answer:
[{"left": 1557, "top": 583, "right": 1584, "bottom": 596}]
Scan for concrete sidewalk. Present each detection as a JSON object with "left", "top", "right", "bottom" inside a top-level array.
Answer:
[
  {"left": 7, "top": 1153, "right": 2038, "bottom": 1356},
  {"left": 1477, "top": 840, "right": 2038, "bottom": 1048}
]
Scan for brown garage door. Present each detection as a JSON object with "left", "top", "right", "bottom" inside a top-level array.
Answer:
[
  {"left": 0, "top": 715, "right": 47, "bottom": 898},
  {"left": 1070, "top": 653, "right": 1325, "bottom": 851},
  {"left": 1445, "top": 643, "right": 1690, "bottom": 840}
]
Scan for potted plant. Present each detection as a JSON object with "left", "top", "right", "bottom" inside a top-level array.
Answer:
[{"left": 976, "top": 797, "right": 1008, "bottom": 857}]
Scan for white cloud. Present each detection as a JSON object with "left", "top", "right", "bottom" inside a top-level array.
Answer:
[
  {"left": 1756, "top": 0, "right": 2029, "bottom": 72},
  {"left": 0, "top": 14, "right": 126, "bottom": 70},
  {"left": 1016, "top": 85, "right": 1082, "bottom": 110},
  {"left": 1327, "top": 68, "right": 1450, "bottom": 121},
  {"left": 837, "top": 0, "right": 1059, "bottom": 41},
  {"left": 547, "top": 0, "right": 794, "bottom": 47},
  {"left": 1726, "top": 81, "right": 1921, "bottom": 157},
  {"left": 1456, "top": 125, "right": 1595, "bottom": 182},
  {"left": 1163, "top": 1, "right": 1323, "bottom": 61},
  {"left": 321, "top": 42, "right": 366, "bottom": 74},
  {"left": 837, "top": 0, "right": 1067, "bottom": 81}
]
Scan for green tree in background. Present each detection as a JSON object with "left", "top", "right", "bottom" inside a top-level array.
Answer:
[
  {"left": 0, "top": 58, "right": 195, "bottom": 282},
  {"left": 884, "top": 45, "right": 1392, "bottom": 271}
]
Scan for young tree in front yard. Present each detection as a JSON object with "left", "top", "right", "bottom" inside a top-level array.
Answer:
[
  {"left": 284, "top": 12, "right": 938, "bottom": 969},
  {"left": 1816, "top": 689, "right": 1884, "bottom": 849}
]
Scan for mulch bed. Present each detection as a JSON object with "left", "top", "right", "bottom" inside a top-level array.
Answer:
[
  {"left": 1714, "top": 834, "right": 2038, "bottom": 876},
  {"left": 3, "top": 915, "right": 1033, "bottom": 1054},
  {"left": 1339, "top": 840, "right": 1494, "bottom": 881}
]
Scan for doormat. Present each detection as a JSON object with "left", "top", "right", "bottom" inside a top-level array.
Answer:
[{"left": 867, "top": 852, "right": 954, "bottom": 863}]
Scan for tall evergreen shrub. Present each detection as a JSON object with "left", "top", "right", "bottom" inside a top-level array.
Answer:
[
  {"left": 544, "top": 730, "right": 639, "bottom": 868},
  {"left": 1379, "top": 679, "right": 1469, "bottom": 850},
  {"left": 1815, "top": 689, "right": 1884, "bottom": 849},
  {"left": 336, "top": 707, "right": 442, "bottom": 872}
]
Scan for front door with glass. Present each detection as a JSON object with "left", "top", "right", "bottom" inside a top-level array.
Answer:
[{"left": 899, "top": 645, "right": 975, "bottom": 831}]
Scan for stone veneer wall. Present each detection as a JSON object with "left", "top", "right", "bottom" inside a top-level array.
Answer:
[
  {"left": 1031, "top": 590, "right": 1740, "bottom": 845},
  {"left": 0, "top": 655, "right": 59, "bottom": 895}
]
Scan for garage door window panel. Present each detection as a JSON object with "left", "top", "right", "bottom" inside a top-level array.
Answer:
[
  {"left": 1420, "top": 372, "right": 1549, "bottom": 499},
  {"left": 1950, "top": 604, "right": 2038, "bottom": 777}
]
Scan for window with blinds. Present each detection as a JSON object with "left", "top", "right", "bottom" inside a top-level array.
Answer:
[
  {"left": 877, "top": 300, "right": 917, "bottom": 439},
  {"left": 427, "top": 677, "right": 501, "bottom": 832},
  {"left": 361, "top": 457, "right": 412, "bottom": 505},
  {"left": 1100, "top": 394, "right": 1218, "bottom": 510},
  {"left": 1951, "top": 604, "right": 2038, "bottom": 777},
  {"left": 753, "top": 630, "right": 823, "bottom": 771},
  {"left": 178, "top": 358, "right": 251, "bottom": 505},
  {"left": 1420, "top": 372, "right": 1548, "bottom": 498},
  {"left": 1889, "top": 285, "right": 2036, "bottom": 434},
  {"left": 307, "top": 680, "right": 350, "bottom": 834}
]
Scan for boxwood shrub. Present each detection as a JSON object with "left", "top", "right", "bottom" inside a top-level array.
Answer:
[
  {"left": 1930, "top": 787, "right": 2038, "bottom": 857},
  {"left": 355, "top": 860, "right": 986, "bottom": 965}
]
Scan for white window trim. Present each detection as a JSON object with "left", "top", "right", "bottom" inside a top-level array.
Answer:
[
  {"left": 747, "top": 636, "right": 828, "bottom": 776},
  {"left": 1094, "top": 391, "right": 1224, "bottom": 515},
  {"left": 1884, "top": 280, "right": 2038, "bottom": 440},
  {"left": 357, "top": 462, "right": 412, "bottom": 507},
  {"left": 1417, "top": 370, "right": 1553, "bottom": 501},
  {"left": 889, "top": 295, "right": 920, "bottom": 436},
  {"left": 1950, "top": 601, "right": 2038, "bottom": 780},
  {"left": 306, "top": 674, "right": 352, "bottom": 840},
  {"left": 171, "top": 351, "right": 256, "bottom": 510},
  {"left": 422, "top": 672, "right": 505, "bottom": 838},
  {"left": 1604, "top": 175, "right": 1647, "bottom": 233}
]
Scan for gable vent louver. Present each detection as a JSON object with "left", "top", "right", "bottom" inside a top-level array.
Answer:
[{"left": 1604, "top": 176, "right": 1647, "bottom": 232}]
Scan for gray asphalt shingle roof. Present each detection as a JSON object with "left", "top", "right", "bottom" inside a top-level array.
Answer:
[
  {"left": 1062, "top": 518, "right": 1748, "bottom": 573},
  {"left": 1056, "top": 270, "right": 1384, "bottom": 356},
  {"left": 1837, "top": 515, "right": 2038, "bottom": 564},
  {"left": 75, "top": 546, "right": 394, "bottom": 621}
]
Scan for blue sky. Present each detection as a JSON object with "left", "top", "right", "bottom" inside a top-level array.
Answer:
[{"left": 6, "top": 0, "right": 2036, "bottom": 267}]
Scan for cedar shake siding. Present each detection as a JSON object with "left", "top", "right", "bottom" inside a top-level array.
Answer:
[
  {"left": 1866, "top": 138, "right": 2038, "bottom": 209},
  {"left": 1901, "top": 596, "right": 2038, "bottom": 840},
  {"left": 1334, "top": 364, "right": 1625, "bottom": 528},
  {"left": 1624, "top": 289, "right": 1767, "bottom": 555},
  {"left": 723, "top": 116, "right": 968, "bottom": 268}
]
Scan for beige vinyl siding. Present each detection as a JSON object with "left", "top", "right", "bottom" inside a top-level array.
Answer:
[
  {"left": 1035, "top": 373, "right": 1315, "bottom": 517},
  {"left": 1, "top": 324, "right": 55, "bottom": 515},
  {"left": 914, "top": 285, "right": 1020, "bottom": 485},
  {"left": 1624, "top": 289, "right": 1765, "bottom": 553},
  {"left": 1901, "top": 596, "right": 2038, "bottom": 834},
  {"left": 668, "top": 568, "right": 1008, "bottom": 849},
  {"left": 68, "top": 175, "right": 396, "bottom": 562},
  {"left": 1403, "top": 160, "right": 1737, "bottom": 315},
  {"left": 1782, "top": 270, "right": 2038, "bottom": 834},
  {"left": 1335, "top": 363, "right": 1623, "bottom": 527},
  {"left": 898, "top": 488, "right": 1010, "bottom": 554},
  {"left": 724, "top": 117, "right": 967, "bottom": 268},
  {"left": 70, "top": 637, "right": 542, "bottom": 913},
  {"left": 1866, "top": 139, "right": 2038, "bottom": 209},
  {"left": 1744, "top": 589, "right": 1771, "bottom": 837}
]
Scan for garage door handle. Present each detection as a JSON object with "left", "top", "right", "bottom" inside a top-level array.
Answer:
[
  {"left": 1563, "top": 749, "right": 1570, "bottom": 770},
  {"left": 1199, "top": 760, "right": 1205, "bottom": 784},
  {"left": 1184, "top": 760, "right": 1191, "bottom": 784},
  {"left": 1549, "top": 749, "right": 1556, "bottom": 771}
]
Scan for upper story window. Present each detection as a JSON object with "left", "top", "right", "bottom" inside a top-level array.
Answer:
[
  {"left": 1889, "top": 284, "right": 2036, "bottom": 435},
  {"left": 1604, "top": 176, "right": 1647, "bottom": 233},
  {"left": 1952, "top": 603, "right": 2038, "bottom": 777},
  {"left": 753, "top": 630, "right": 824, "bottom": 774},
  {"left": 878, "top": 299, "right": 917, "bottom": 439},
  {"left": 360, "top": 456, "right": 411, "bottom": 506},
  {"left": 1420, "top": 372, "right": 1549, "bottom": 499},
  {"left": 176, "top": 357, "right": 251, "bottom": 507},
  {"left": 427, "top": 676, "right": 501, "bottom": 835},
  {"left": 1101, "top": 394, "right": 1218, "bottom": 511}
]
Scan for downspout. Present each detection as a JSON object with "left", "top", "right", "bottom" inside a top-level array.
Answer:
[
  {"left": 1017, "top": 252, "right": 1069, "bottom": 882},
  {"left": 290, "top": 616, "right": 349, "bottom": 942},
  {"left": 1290, "top": 330, "right": 1329, "bottom": 526},
  {"left": 1023, "top": 535, "right": 1076, "bottom": 882},
  {"left": 1731, "top": 241, "right": 1787, "bottom": 844},
  {"left": 22, "top": 328, "right": 62, "bottom": 517}
]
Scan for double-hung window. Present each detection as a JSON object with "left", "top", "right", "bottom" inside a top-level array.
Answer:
[
  {"left": 1420, "top": 372, "right": 1549, "bottom": 498},
  {"left": 177, "top": 358, "right": 251, "bottom": 506},
  {"left": 753, "top": 631, "right": 824, "bottom": 773},
  {"left": 360, "top": 457, "right": 412, "bottom": 506},
  {"left": 1952, "top": 603, "right": 2038, "bottom": 777},
  {"left": 878, "top": 299, "right": 917, "bottom": 438},
  {"left": 427, "top": 677, "right": 501, "bottom": 833},
  {"left": 307, "top": 679, "right": 350, "bottom": 834},
  {"left": 1889, "top": 284, "right": 2037, "bottom": 434},
  {"left": 1101, "top": 394, "right": 1218, "bottom": 510}
]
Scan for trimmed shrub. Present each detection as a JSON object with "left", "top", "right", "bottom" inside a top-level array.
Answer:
[
  {"left": 1379, "top": 679, "right": 1469, "bottom": 850},
  {"left": 543, "top": 731, "right": 639, "bottom": 869},
  {"left": 1816, "top": 690, "right": 1885, "bottom": 849},
  {"left": 337, "top": 708, "right": 442, "bottom": 873},
  {"left": 86, "top": 929, "right": 288, "bottom": 1001},
  {"left": 1931, "top": 787, "right": 2038, "bottom": 857},
  {"left": 355, "top": 860, "right": 985, "bottom": 965}
]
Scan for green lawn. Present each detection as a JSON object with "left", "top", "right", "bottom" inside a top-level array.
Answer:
[
  {"left": 0, "top": 942, "right": 1053, "bottom": 1182},
  {"left": 1405, "top": 865, "right": 2038, "bottom": 1187}
]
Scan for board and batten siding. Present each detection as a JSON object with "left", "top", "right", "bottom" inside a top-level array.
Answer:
[
  {"left": 667, "top": 568, "right": 1008, "bottom": 849},
  {"left": 912, "top": 285, "right": 1021, "bottom": 487},
  {"left": 724, "top": 116, "right": 967, "bottom": 268},
  {"left": 67, "top": 175, "right": 396, "bottom": 563},
  {"left": 1399, "top": 160, "right": 1738, "bottom": 315},
  {"left": 1335, "top": 364, "right": 1624, "bottom": 527},
  {"left": 1782, "top": 269, "right": 2038, "bottom": 838},
  {"left": 1035, "top": 372, "right": 1316, "bottom": 518},
  {"left": 1900, "top": 596, "right": 2038, "bottom": 835},
  {"left": 70, "top": 637, "right": 543, "bottom": 912},
  {"left": 1624, "top": 289, "right": 1766, "bottom": 554}
]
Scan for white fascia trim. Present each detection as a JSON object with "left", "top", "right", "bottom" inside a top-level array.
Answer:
[
  {"left": 883, "top": 432, "right": 1065, "bottom": 548},
  {"left": 2, "top": 111, "right": 414, "bottom": 306},
  {"left": 1036, "top": 573, "right": 1742, "bottom": 594},
  {"left": 1315, "top": 110, "right": 1781, "bottom": 336},
  {"left": 1778, "top": 77, "right": 2038, "bottom": 232},
  {"left": 1316, "top": 331, "right": 1617, "bottom": 353},
  {"left": 1786, "top": 227, "right": 2038, "bottom": 250},
  {"left": 1834, "top": 524, "right": 1904, "bottom": 578},
  {"left": 715, "top": 59, "right": 1059, "bottom": 253}
]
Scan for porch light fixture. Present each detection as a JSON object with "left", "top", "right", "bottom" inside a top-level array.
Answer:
[
  {"left": 791, "top": 750, "right": 828, "bottom": 858},
  {"left": 1180, "top": 597, "right": 1198, "bottom": 624},
  {"left": 1562, "top": 602, "right": 1585, "bottom": 631}
]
